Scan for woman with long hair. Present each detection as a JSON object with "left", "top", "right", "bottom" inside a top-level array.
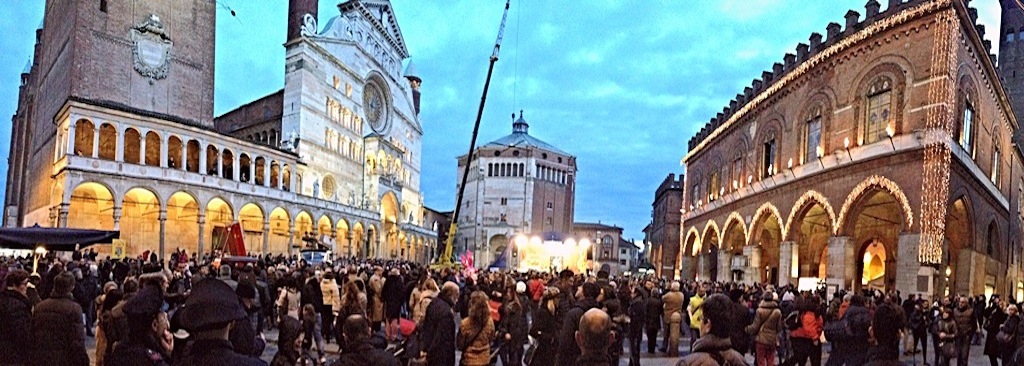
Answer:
[
  {"left": 458, "top": 291, "right": 496, "bottom": 366},
  {"left": 411, "top": 277, "right": 439, "bottom": 325},
  {"left": 276, "top": 275, "right": 302, "bottom": 322},
  {"left": 528, "top": 286, "right": 560, "bottom": 366},
  {"left": 499, "top": 284, "right": 528, "bottom": 366},
  {"left": 336, "top": 279, "right": 367, "bottom": 352}
]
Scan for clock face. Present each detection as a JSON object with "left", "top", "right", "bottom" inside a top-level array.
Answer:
[{"left": 363, "top": 82, "right": 387, "bottom": 133}]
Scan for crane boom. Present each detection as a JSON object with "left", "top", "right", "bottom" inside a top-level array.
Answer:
[{"left": 436, "top": 0, "right": 511, "bottom": 269}]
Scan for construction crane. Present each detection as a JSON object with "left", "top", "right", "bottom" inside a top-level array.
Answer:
[{"left": 435, "top": 0, "right": 512, "bottom": 269}]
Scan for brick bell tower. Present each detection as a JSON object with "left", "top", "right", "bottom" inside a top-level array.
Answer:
[
  {"left": 288, "top": 0, "right": 319, "bottom": 42},
  {"left": 998, "top": 0, "right": 1024, "bottom": 146}
]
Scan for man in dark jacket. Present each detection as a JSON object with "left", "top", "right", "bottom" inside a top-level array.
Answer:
[
  {"left": 575, "top": 308, "right": 614, "bottom": 366},
  {"left": 421, "top": 281, "right": 459, "bottom": 366},
  {"left": 826, "top": 294, "right": 871, "bottom": 366},
  {"left": 0, "top": 269, "right": 32, "bottom": 364},
  {"left": 175, "top": 278, "right": 266, "bottom": 366},
  {"left": 556, "top": 282, "right": 602, "bottom": 365},
  {"left": 728, "top": 288, "right": 752, "bottom": 355},
  {"left": 864, "top": 302, "right": 907, "bottom": 365},
  {"left": 626, "top": 285, "right": 647, "bottom": 366},
  {"left": 106, "top": 286, "right": 172, "bottom": 365},
  {"left": 31, "top": 271, "right": 90, "bottom": 366},
  {"left": 644, "top": 283, "right": 662, "bottom": 353},
  {"left": 332, "top": 314, "right": 400, "bottom": 366}
]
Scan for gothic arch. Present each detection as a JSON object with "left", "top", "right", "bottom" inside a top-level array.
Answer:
[
  {"left": 700, "top": 220, "right": 721, "bottom": 253},
  {"left": 797, "top": 90, "right": 835, "bottom": 164},
  {"left": 721, "top": 212, "right": 747, "bottom": 251},
  {"left": 836, "top": 175, "right": 914, "bottom": 236},
  {"left": 750, "top": 202, "right": 786, "bottom": 240},
  {"left": 785, "top": 190, "right": 837, "bottom": 240},
  {"left": 684, "top": 227, "right": 701, "bottom": 257}
]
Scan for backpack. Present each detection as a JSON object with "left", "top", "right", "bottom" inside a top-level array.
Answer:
[{"left": 785, "top": 311, "right": 801, "bottom": 330}]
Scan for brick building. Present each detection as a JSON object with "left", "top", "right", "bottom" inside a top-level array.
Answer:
[
  {"left": 681, "top": 0, "right": 1024, "bottom": 299},
  {"left": 3, "top": 0, "right": 437, "bottom": 261},
  {"left": 649, "top": 173, "right": 683, "bottom": 280}
]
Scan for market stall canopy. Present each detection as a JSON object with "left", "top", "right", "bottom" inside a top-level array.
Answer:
[{"left": 0, "top": 224, "right": 119, "bottom": 250}]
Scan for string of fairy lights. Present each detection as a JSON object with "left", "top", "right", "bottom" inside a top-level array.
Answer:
[{"left": 919, "top": 6, "right": 957, "bottom": 265}]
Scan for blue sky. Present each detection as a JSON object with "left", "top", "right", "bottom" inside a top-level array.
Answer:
[{"left": 0, "top": 1, "right": 1002, "bottom": 242}]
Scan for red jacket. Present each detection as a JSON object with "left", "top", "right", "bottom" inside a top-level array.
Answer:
[
  {"left": 790, "top": 311, "right": 823, "bottom": 340},
  {"left": 529, "top": 279, "right": 545, "bottom": 302}
]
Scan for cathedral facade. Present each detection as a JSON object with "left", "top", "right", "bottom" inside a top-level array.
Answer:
[{"left": 3, "top": 0, "right": 437, "bottom": 261}]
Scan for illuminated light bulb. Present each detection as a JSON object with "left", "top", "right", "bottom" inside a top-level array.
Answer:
[
  {"left": 747, "top": 175, "right": 753, "bottom": 184},
  {"left": 886, "top": 124, "right": 895, "bottom": 138},
  {"left": 732, "top": 180, "right": 738, "bottom": 189},
  {"left": 816, "top": 146, "right": 824, "bottom": 158},
  {"left": 844, "top": 137, "right": 850, "bottom": 149},
  {"left": 787, "top": 158, "right": 793, "bottom": 169}
]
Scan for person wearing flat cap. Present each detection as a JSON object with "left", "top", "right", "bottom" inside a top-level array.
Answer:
[
  {"left": 106, "top": 285, "right": 172, "bottom": 365},
  {"left": 173, "top": 278, "right": 266, "bottom": 366}
]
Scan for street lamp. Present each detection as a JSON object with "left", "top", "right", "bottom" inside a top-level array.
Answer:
[
  {"left": 815, "top": 146, "right": 825, "bottom": 169},
  {"left": 843, "top": 137, "right": 853, "bottom": 161}
]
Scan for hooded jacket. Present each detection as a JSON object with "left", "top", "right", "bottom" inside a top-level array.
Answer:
[{"left": 746, "top": 299, "right": 782, "bottom": 346}]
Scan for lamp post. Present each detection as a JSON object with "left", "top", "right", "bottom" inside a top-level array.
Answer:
[
  {"left": 843, "top": 137, "right": 853, "bottom": 161},
  {"left": 816, "top": 146, "right": 825, "bottom": 169}
]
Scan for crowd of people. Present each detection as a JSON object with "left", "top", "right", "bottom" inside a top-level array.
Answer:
[{"left": 1, "top": 248, "right": 1024, "bottom": 366}]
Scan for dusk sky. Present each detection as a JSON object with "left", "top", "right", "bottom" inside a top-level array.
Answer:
[{"left": 0, "top": 1, "right": 1002, "bottom": 242}]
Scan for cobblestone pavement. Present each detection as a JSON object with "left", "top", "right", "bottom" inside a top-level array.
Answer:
[{"left": 85, "top": 328, "right": 991, "bottom": 365}]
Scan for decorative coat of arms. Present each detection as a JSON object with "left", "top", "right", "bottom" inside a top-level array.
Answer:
[{"left": 130, "top": 14, "right": 172, "bottom": 80}]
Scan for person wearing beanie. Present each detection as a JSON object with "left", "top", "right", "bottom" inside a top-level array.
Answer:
[
  {"left": 0, "top": 269, "right": 32, "bottom": 365},
  {"left": 31, "top": 271, "right": 90, "bottom": 366},
  {"left": 175, "top": 278, "right": 266, "bottom": 365},
  {"left": 106, "top": 286, "right": 172, "bottom": 365}
]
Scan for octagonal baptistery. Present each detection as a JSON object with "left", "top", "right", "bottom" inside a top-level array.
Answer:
[{"left": 679, "top": 0, "right": 1024, "bottom": 299}]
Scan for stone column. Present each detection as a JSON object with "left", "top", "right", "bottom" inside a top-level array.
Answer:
[
  {"left": 112, "top": 207, "right": 122, "bottom": 230},
  {"left": 115, "top": 128, "right": 124, "bottom": 162},
  {"left": 216, "top": 153, "right": 223, "bottom": 177},
  {"left": 827, "top": 236, "right": 855, "bottom": 292},
  {"left": 745, "top": 245, "right": 763, "bottom": 284},
  {"left": 199, "top": 144, "right": 207, "bottom": 175},
  {"left": 288, "top": 228, "right": 295, "bottom": 256},
  {"left": 249, "top": 159, "right": 256, "bottom": 185},
  {"left": 718, "top": 252, "right": 734, "bottom": 283},
  {"left": 91, "top": 126, "right": 100, "bottom": 158},
  {"left": 896, "top": 233, "right": 923, "bottom": 295},
  {"left": 197, "top": 214, "right": 206, "bottom": 257},
  {"left": 158, "top": 210, "right": 167, "bottom": 263},
  {"left": 139, "top": 137, "right": 147, "bottom": 165},
  {"left": 160, "top": 134, "right": 169, "bottom": 168},
  {"left": 67, "top": 123, "right": 77, "bottom": 156},
  {"left": 696, "top": 253, "right": 709, "bottom": 282},
  {"left": 680, "top": 256, "right": 696, "bottom": 281},
  {"left": 779, "top": 241, "right": 796, "bottom": 287},
  {"left": 262, "top": 221, "right": 271, "bottom": 255},
  {"left": 180, "top": 143, "right": 187, "bottom": 171},
  {"left": 57, "top": 204, "right": 70, "bottom": 228},
  {"left": 232, "top": 155, "right": 240, "bottom": 181},
  {"left": 347, "top": 233, "right": 355, "bottom": 258}
]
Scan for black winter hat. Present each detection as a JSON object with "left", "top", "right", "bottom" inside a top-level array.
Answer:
[{"left": 178, "top": 278, "right": 246, "bottom": 332}]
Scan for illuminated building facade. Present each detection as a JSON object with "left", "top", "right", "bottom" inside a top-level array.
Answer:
[
  {"left": 681, "top": 0, "right": 1024, "bottom": 298},
  {"left": 3, "top": 0, "right": 436, "bottom": 261}
]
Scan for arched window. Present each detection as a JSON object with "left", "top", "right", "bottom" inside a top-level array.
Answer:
[
  {"left": 992, "top": 136, "right": 1001, "bottom": 185},
  {"left": 167, "top": 136, "right": 183, "bottom": 169},
  {"left": 708, "top": 172, "right": 719, "bottom": 202},
  {"left": 804, "top": 107, "right": 823, "bottom": 163},
  {"left": 864, "top": 77, "right": 893, "bottom": 145},
  {"left": 987, "top": 221, "right": 998, "bottom": 256},
  {"left": 206, "top": 145, "right": 219, "bottom": 175},
  {"left": 957, "top": 80, "right": 978, "bottom": 157},
  {"left": 185, "top": 140, "right": 200, "bottom": 173},
  {"left": 98, "top": 123, "right": 117, "bottom": 160},
  {"left": 124, "top": 128, "right": 141, "bottom": 164},
  {"left": 145, "top": 132, "right": 161, "bottom": 166},
  {"left": 74, "top": 119, "right": 95, "bottom": 156},
  {"left": 239, "top": 154, "right": 251, "bottom": 183},
  {"left": 222, "top": 149, "right": 234, "bottom": 180}
]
